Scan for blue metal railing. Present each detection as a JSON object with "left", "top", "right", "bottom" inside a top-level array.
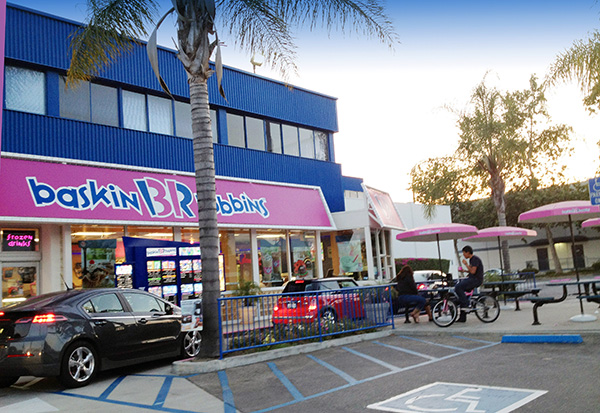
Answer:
[{"left": 218, "top": 285, "right": 394, "bottom": 358}]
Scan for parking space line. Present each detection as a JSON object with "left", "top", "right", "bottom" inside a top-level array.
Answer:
[
  {"left": 306, "top": 354, "right": 358, "bottom": 384},
  {"left": 54, "top": 391, "right": 202, "bottom": 413},
  {"left": 395, "top": 335, "right": 467, "bottom": 351},
  {"left": 267, "top": 362, "right": 304, "bottom": 401},
  {"left": 374, "top": 341, "right": 438, "bottom": 360},
  {"left": 342, "top": 347, "right": 401, "bottom": 371},
  {"left": 218, "top": 370, "right": 236, "bottom": 413},
  {"left": 154, "top": 376, "right": 174, "bottom": 407},
  {"left": 98, "top": 375, "right": 126, "bottom": 400}
]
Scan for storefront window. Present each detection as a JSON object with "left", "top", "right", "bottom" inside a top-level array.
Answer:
[
  {"left": 71, "top": 225, "right": 125, "bottom": 289},
  {"left": 335, "top": 228, "right": 368, "bottom": 280},
  {"left": 220, "top": 229, "right": 251, "bottom": 291},
  {"left": 257, "top": 230, "right": 288, "bottom": 287},
  {"left": 2, "top": 264, "right": 38, "bottom": 306},
  {"left": 290, "top": 231, "right": 316, "bottom": 279}
]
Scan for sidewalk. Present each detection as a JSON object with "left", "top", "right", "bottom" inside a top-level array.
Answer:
[{"left": 173, "top": 296, "right": 600, "bottom": 375}]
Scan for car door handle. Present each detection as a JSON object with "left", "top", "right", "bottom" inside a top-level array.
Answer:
[
  {"left": 138, "top": 318, "right": 148, "bottom": 324},
  {"left": 94, "top": 320, "right": 107, "bottom": 326}
]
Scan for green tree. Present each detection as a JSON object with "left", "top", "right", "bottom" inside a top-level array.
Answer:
[
  {"left": 546, "top": 30, "right": 600, "bottom": 113},
  {"left": 411, "top": 76, "right": 573, "bottom": 272},
  {"left": 66, "top": 0, "right": 397, "bottom": 358}
]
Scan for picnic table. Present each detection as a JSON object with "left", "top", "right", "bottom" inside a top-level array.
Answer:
[
  {"left": 483, "top": 280, "right": 540, "bottom": 311},
  {"left": 531, "top": 279, "right": 600, "bottom": 325}
]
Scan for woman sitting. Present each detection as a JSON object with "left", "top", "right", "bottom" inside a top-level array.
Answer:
[{"left": 396, "top": 265, "right": 433, "bottom": 323}]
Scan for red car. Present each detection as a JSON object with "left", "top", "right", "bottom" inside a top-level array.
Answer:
[{"left": 272, "top": 277, "right": 363, "bottom": 324}]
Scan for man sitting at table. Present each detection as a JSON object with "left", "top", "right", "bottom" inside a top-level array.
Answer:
[{"left": 456, "top": 245, "right": 484, "bottom": 322}]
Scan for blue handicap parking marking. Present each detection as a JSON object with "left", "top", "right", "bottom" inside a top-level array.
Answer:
[{"left": 367, "top": 382, "right": 547, "bottom": 413}]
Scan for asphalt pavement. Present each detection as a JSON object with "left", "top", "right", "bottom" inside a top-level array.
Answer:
[{"left": 2, "top": 287, "right": 600, "bottom": 413}]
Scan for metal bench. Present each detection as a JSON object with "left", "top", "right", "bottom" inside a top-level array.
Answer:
[
  {"left": 530, "top": 287, "right": 568, "bottom": 325},
  {"left": 498, "top": 288, "right": 541, "bottom": 311}
]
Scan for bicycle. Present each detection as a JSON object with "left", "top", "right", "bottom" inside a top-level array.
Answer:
[{"left": 431, "top": 285, "right": 500, "bottom": 328}]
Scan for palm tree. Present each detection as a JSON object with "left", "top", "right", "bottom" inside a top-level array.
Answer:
[
  {"left": 546, "top": 30, "right": 600, "bottom": 112},
  {"left": 67, "top": 0, "right": 397, "bottom": 358}
]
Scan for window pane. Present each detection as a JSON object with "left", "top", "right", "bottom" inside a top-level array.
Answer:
[
  {"left": 226, "top": 113, "right": 245, "bottom": 148},
  {"left": 4, "top": 66, "right": 45, "bottom": 114},
  {"left": 267, "top": 122, "right": 282, "bottom": 153},
  {"left": 282, "top": 125, "right": 299, "bottom": 156},
  {"left": 148, "top": 95, "right": 173, "bottom": 135},
  {"left": 246, "top": 116, "right": 265, "bottom": 151},
  {"left": 210, "top": 109, "right": 218, "bottom": 143},
  {"left": 91, "top": 84, "right": 118, "bottom": 127},
  {"left": 315, "top": 131, "right": 329, "bottom": 161},
  {"left": 123, "top": 90, "right": 147, "bottom": 131},
  {"left": 59, "top": 76, "right": 90, "bottom": 122},
  {"left": 174, "top": 100, "right": 192, "bottom": 138},
  {"left": 220, "top": 230, "right": 251, "bottom": 291},
  {"left": 123, "top": 292, "right": 163, "bottom": 313},
  {"left": 89, "top": 294, "right": 124, "bottom": 313},
  {"left": 258, "top": 231, "right": 289, "bottom": 287},
  {"left": 299, "top": 128, "right": 315, "bottom": 158}
]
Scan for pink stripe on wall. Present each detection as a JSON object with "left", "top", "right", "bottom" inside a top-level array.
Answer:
[
  {"left": 0, "top": 158, "right": 334, "bottom": 229},
  {"left": 0, "top": 0, "right": 7, "bottom": 163}
]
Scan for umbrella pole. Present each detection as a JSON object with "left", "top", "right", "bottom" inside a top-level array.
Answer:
[
  {"left": 497, "top": 236, "right": 507, "bottom": 306},
  {"left": 568, "top": 215, "right": 584, "bottom": 315},
  {"left": 436, "top": 234, "right": 443, "bottom": 275}
]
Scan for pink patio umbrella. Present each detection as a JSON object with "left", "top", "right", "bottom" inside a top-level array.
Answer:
[
  {"left": 582, "top": 217, "right": 600, "bottom": 228},
  {"left": 463, "top": 226, "right": 537, "bottom": 281},
  {"left": 519, "top": 200, "right": 600, "bottom": 320},
  {"left": 396, "top": 223, "right": 478, "bottom": 276}
]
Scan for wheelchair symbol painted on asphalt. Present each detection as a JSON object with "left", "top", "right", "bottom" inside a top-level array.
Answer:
[{"left": 367, "top": 382, "right": 546, "bottom": 413}]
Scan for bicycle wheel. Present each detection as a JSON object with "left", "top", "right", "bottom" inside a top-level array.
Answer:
[
  {"left": 432, "top": 298, "right": 458, "bottom": 327},
  {"left": 474, "top": 294, "right": 500, "bottom": 323}
]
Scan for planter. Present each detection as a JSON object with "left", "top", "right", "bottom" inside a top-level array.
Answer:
[{"left": 364, "top": 302, "right": 390, "bottom": 323}]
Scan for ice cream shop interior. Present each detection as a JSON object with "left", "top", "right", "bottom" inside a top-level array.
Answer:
[{"left": 0, "top": 4, "right": 404, "bottom": 306}]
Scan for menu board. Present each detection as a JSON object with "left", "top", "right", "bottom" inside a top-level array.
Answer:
[
  {"left": 147, "top": 260, "right": 162, "bottom": 287},
  {"left": 161, "top": 260, "right": 177, "bottom": 284},
  {"left": 115, "top": 264, "right": 133, "bottom": 289}
]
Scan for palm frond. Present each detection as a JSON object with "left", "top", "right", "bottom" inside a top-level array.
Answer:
[{"left": 67, "top": 0, "right": 159, "bottom": 86}]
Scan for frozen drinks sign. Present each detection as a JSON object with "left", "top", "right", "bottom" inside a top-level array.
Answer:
[{"left": 0, "top": 158, "right": 334, "bottom": 229}]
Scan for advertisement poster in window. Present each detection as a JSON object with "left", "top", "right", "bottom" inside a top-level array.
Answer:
[
  {"left": 180, "top": 298, "right": 203, "bottom": 331},
  {"left": 78, "top": 239, "right": 116, "bottom": 288}
]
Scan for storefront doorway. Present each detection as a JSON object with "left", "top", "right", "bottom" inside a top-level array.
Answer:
[{"left": 1, "top": 262, "right": 39, "bottom": 307}]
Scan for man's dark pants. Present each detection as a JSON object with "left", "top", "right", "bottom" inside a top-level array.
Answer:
[{"left": 454, "top": 277, "right": 481, "bottom": 308}]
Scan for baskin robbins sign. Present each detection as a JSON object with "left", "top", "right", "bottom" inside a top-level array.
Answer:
[{"left": 0, "top": 158, "right": 335, "bottom": 229}]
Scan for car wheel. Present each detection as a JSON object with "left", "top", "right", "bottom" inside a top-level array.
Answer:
[
  {"left": 59, "top": 342, "right": 98, "bottom": 388},
  {"left": 182, "top": 330, "right": 202, "bottom": 358},
  {"left": 320, "top": 308, "right": 337, "bottom": 323},
  {"left": 0, "top": 376, "right": 19, "bottom": 388}
]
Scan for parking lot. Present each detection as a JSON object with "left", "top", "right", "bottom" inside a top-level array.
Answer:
[{"left": 1, "top": 328, "right": 599, "bottom": 412}]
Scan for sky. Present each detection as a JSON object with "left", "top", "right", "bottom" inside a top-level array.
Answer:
[{"left": 9, "top": 0, "right": 600, "bottom": 203}]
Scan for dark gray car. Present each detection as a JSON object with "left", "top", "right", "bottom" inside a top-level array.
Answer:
[{"left": 0, "top": 288, "right": 200, "bottom": 388}]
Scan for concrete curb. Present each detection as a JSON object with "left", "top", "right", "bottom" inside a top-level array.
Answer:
[
  {"left": 501, "top": 334, "right": 583, "bottom": 343},
  {"left": 172, "top": 329, "right": 394, "bottom": 375}
]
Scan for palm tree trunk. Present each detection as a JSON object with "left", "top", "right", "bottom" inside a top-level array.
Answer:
[
  {"left": 546, "top": 225, "right": 563, "bottom": 274},
  {"left": 189, "top": 77, "right": 220, "bottom": 358}
]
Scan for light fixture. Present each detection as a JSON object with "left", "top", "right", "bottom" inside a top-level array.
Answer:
[
  {"left": 250, "top": 53, "right": 264, "bottom": 74},
  {"left": 71, "top": 232, "right": 116, "bottom": 237}
]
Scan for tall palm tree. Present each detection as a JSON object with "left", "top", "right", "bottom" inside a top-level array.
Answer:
[
  {"left": 67, "top": 0, "right": 397, "bottom": 358},
  {"left": 546, "top": 30, "right": 600, "bottom": 112}
]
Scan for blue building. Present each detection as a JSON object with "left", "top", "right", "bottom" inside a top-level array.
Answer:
[{"left": 0, "top": 4, "right": 402, "bottom": 305}]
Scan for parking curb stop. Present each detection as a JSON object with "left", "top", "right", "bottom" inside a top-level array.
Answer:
[{"left": 501, "top": 334, "right": 583, "bottom": 344}]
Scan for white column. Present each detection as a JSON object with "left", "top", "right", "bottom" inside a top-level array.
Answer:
[
  {"left": 39, "top": 224, "right": 64, "bottom": 293},
  {"left": 364, "top": 226, "right": 375, "bottom": 280},
  {"left": 62, "top": 225, "right": 73, "bottom": 289},
  {"left": 173, "top": 227, "right": 182, "bottom": 242},
  {"left": 315, "top": 230, "right": 323, "bottom": 278},
  {"left": 250, "top": 229, "right": 260, "bottom": 284}
]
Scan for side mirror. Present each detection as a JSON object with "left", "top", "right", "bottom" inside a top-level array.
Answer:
[{"left": 165, "top": 304, "right": 174, "bottom": 315}]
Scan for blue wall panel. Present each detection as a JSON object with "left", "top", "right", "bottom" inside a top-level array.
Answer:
[
  {"left": 5, "top": 4, "right": 338, "bottom": 132},
  {"left": 2, "top": 111, "right": 345, "bottom": 212}
]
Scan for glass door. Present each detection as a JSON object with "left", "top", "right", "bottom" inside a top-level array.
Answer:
[{"left": 1, "top": 262, "right": 39, "bottom": 307}]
